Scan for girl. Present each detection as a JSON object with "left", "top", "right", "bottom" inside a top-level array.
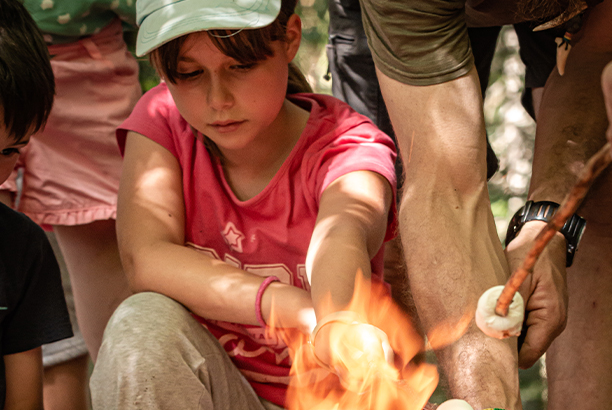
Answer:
[{"left": 90, "top": 0, "right": 397, "bottom": 408}]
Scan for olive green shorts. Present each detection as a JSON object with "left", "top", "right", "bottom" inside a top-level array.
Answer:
[{"left": 358, "top": 0, "right": 474, "bottom": 85}]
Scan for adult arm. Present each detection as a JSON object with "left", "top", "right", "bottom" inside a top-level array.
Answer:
[
  {"left": 376, "top": 66, "right": 521, "bottom": 409},
  {"left": 4, "top": 347, "right": 43, "bottom": 410},
  {"left": 117, "top": 131, "right": 314, "bottom": 332}
]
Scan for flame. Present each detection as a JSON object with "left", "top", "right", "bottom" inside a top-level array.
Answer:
[{"left": 275, "top": 272, "right": 444, "bottom": 410}]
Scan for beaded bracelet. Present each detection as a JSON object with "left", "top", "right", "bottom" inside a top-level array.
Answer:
[{"left": 255, "top": 276, "right": 280, "bottom": 327}]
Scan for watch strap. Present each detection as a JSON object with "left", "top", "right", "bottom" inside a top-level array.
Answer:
[{"left": 505, "top": 200, "right": 586, "bottom": 267}]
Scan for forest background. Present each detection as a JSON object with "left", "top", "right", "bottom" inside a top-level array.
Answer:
[{"left": 132, "top": 1, "right": 548, "bottom": 407}]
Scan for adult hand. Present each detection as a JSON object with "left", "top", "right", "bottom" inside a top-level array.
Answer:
[
  {"left": 603, "top": 61, "right": 612, "bottom": 155},
  {"left": 504, "top": 221, "right": 568, "bottom": 368}
]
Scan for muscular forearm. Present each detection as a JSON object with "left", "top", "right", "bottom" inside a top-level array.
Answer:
[{"left": 377, "top": 67, "right": 521, "bottom": 409}]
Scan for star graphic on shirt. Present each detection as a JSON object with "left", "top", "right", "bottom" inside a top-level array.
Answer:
[{"left": 222, "top": 222, "right": 245, "bottom": 253}]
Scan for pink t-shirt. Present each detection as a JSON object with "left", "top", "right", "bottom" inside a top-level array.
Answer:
[{"left": 117, "top": 83, "right": 397, "bottom": 406}]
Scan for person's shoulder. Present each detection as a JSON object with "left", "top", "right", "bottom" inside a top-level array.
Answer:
[
  {"left": 289, "top": 93, "right": 357, "bottom": 117},
  {"left": 0, "top": 203, "right": 46, "bottom": 264},
  {"left": 0, "top": 202, "right": 38, "bottom": 234},
  {"left": 136, "top": 82, "right": 184, "bottom": 123},
  {"left": 141, "top": 82, "right": 174, "bottom": 106},
  {"left": 124, "top": 82, "right": 181, "bottom": 128},
  {"left": 289, "top": 93, "right": 376, "bottom": 136},
  {"left": 290, "top": 93, "right": 391, "bottom": 143}
]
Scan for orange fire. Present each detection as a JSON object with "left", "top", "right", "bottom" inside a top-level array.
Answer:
[{"left": 271, "top": 272, "right": 457, "bottom": 410}]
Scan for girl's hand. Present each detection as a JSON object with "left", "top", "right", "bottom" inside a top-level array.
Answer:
[{"left": 310, "top": 315, "right": 394, "bottom": 391}]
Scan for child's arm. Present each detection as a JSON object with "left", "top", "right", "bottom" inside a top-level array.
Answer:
[
  {"left": 117, "top": 132, "right": 315, "bottom": 332},
  {"left": 308, "top": 170, "right": 393, "bottom": 314},
  {"left": 4, "top": 347, "right": 43, "bottom": 410},
  {"left": 307, "top": 170, "right": 393, "bottom": 362}
]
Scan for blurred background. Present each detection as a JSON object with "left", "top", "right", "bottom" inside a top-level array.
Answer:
[{"left": 133, "top": 1, "right": 546, "bottom": 407}]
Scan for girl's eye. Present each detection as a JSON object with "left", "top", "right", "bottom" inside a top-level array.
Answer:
[
  {"left": 176, "top": 70, "right": 203, "bottom": 80},
  {"left": 231, "top": 63, "right": 256, "bottom": 71},
  {"left": 1, "top": 148, "right": 20, "bottom": 156}
]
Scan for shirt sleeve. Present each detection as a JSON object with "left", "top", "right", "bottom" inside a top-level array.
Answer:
[
  {"left": 303, "top": 109, "right": 398, "bottom": 242},
  {"left": 117, "top": 83, "right": 178, "bottom": 157},
  {"left": 3, "top": 221, "right": 72, "bottom": 355}
]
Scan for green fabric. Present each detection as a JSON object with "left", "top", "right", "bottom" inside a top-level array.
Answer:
[
  {"left": 358, "top": 0, "right": 526, "bottom": 86},
  {"left": 24, "top": 0, "right": 136, "bottom": 43},
  {"left": 359, "top": 0, "right": 474, "bottom": 86}
]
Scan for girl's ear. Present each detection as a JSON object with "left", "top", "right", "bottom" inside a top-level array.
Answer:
[{"left": 284, "top": 13, "right": 302, "bottom": 61}]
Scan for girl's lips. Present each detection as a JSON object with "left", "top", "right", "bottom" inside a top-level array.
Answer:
[{"left": 210, "top": 120, "right": 244, "bottom": 133}]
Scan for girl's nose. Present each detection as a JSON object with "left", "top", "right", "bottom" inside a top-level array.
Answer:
[{"left": 206, "top": 76, "right": 233, "bottom": 111}]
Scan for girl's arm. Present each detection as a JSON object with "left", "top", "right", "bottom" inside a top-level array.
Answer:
[
  {"left": 117, "top": 132, "right": 314, "bottom": 332},
  {"left": 4, "top": 347, "right": 43, "bottom": 410},
  {"left": 307, "top": 170, "right": 393, "bottom": 318}
]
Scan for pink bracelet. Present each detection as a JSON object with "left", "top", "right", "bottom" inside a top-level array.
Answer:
[{"left": 255, "top": 276, "right": 280, "bottom": 327}]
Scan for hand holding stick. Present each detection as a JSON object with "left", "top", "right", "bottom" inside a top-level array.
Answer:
[{"left": 477, "top": 142, "right": 612, "bottom": 337}]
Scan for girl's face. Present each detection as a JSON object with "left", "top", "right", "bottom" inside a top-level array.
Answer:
[{"left": 165, "top": 15, "right": 302, "bottom": 159}]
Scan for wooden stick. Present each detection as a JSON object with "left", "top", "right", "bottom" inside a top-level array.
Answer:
[{"left": 495, "top": 142, "right": 612, "bottom": 317}]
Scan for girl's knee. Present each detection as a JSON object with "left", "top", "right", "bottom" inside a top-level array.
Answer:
[{"left": 104, "top": 292, "right": 190, "bottom": 347}]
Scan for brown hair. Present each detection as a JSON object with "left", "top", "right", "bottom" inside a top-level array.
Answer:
[{"left": 149, "top": 0, "right": 312, "bottom": 94}]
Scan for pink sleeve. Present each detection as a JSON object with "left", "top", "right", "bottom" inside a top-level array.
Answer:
[
  {"left": 116, "top": 83, "right": 177, "bottom": 157},
  {"left": 305, "top": 121, "right": 399, "bottom": 242}
]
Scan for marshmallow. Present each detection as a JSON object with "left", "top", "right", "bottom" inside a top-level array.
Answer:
[
  {"left": 437, "top": 399, "right": 475, "bottom": 410},
  {"left": 475, "top": 285, "right": 524, "bottom": 339}
]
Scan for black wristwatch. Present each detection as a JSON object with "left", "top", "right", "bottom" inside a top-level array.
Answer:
[{"left": 505, "top": 200, "right": 586, "bottom": 267}]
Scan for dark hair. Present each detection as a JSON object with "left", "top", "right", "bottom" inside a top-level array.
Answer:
[
  {"left": 149, "top": 0, "right": 312, "bottom": 94},
  {"left": 515, "top": 0, "right": 586, "bottom": 22},
  {"left": 0, "top": 0, "right": 54, "bottom": 141}
]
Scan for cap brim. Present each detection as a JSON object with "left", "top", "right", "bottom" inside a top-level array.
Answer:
[{"left": 136, "top": 0, "right": 281, "bottom": 56}]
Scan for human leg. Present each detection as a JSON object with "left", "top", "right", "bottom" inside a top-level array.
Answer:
[
  {"left": 42, "top": 231, "right": 90, "bottom": 410},
  {"left": 378, "top": 66, "right": 519, "bottom": 409},
  {"left": 15, "top": 20, "right": 141, "bottom": 361},
  {"left": 529, "top": 3, "right": 612, "bottom": 407},
  {"left": 53, "top": 220, "right": 130, "bottom": 361},
  {"left": 545, "top": 181, "right": 612, "bottom": 409},
  {"left": 43, "top": 355, "right": 90, "bottom": 410},
  {"left": 91, "top": 292, "right": 274, "bottom": 410},
  {"left": 357, "top": 0, "right": 520, "bottom": 406}
]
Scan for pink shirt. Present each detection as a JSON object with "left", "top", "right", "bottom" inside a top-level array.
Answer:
[{"left": 118, "top": 83, "right": 397, "bottom": 406}]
